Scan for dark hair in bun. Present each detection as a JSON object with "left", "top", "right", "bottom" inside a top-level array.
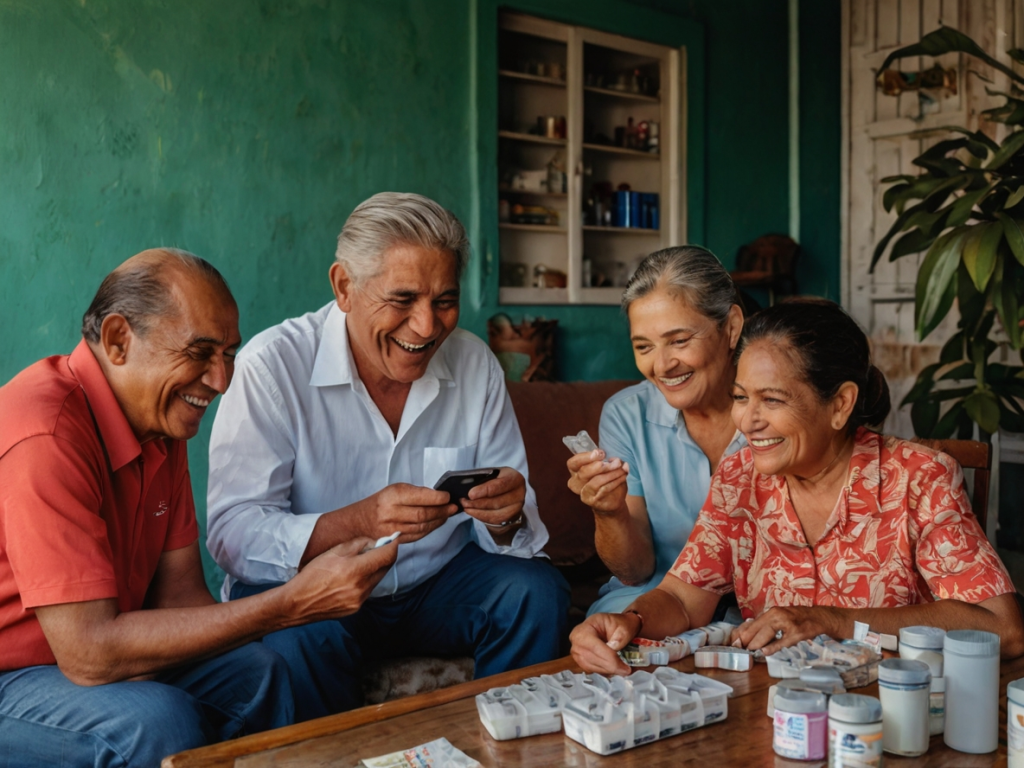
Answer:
[{"left": 736, "top": 299, "right": 891, "bottom": 433}]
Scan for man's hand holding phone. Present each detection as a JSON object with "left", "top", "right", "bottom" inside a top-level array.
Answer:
[{"left": 445, "top": 467, "right": 527, "bottom": 532}]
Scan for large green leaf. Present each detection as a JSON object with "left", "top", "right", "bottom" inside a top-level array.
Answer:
[
  {"left": 986, "top": 130, "right": 1024, "bottom": 170},
  {"left": 993, "top": 251, "right": 1024, "bottom": 349},
  {"left": 915, "top": 229, "right": 964, "bottom": 339},
  {"left": 961, "top": 222, "right": 1001, "bottom": 291},
  {"left": 964, "top": 391, "right": 1001, "bottom": 433},
  {"left": 946, "top": 184, "right": 994, "bottom": 227},
  {"left": 938, "top": 362, "right": 975, "bottom": 381},
  {"left": 911, "top": 397, "right": 942, "bottom": 437},
  {"left": 939, "top": 331, "right": 965, "bottom": 365},
  {"left": 996, "top": 212, "right": 1024, "bottom": 266},
  {"left": 899, "top": 363, "right": 942, "bottom": 408},
  {"left": 956, "top": 263, "right": 987, "bottom": 338},
  {"left": 932, "top": 401, "right": 966, "bottom": 439},
  {"left": 879, "top": 27, "right": 1024, "bottom": 85},
  {"left": 889, "top": 228, "right": 936, "bottom": 261},
  {"left": 1006, "top": 185, "right": 1024, "bottom": 210}
]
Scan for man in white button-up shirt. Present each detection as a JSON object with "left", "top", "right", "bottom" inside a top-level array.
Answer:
[{"left": 207, "top": 192, "right": 570, "bottom": 718}]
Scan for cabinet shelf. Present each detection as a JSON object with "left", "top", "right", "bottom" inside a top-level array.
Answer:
[
  {"left": 583, "top": 142, "right": 660, "bottom": 159},
  {"left": 498, "top": 130, "right": 567, "bottom": 146},
  {"left": 583, "top": 226, "right": 661, "bottom": 235},
  {"left": 499, "top": 287, "right": 569, "bottom": 304},
  {"left": 499, "top": 223, "right": 565, "bottom": 233},
  {"left": 499, "top": 69, "right": 567, "bottom": 88},
  {"left": 584, "top": 85, "right": 660, "bottom": 103},
  {"left": 497, "top": 11, "right": 680, "bottom": 307}
]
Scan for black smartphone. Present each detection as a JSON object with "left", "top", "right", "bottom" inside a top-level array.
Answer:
[{"left": 433, "top": 467, "right": 501, "bottom": 511}]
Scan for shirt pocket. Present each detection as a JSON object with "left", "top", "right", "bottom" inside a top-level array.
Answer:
[{"left": 423, "top": 444, "right": 478, "bottom": 488}]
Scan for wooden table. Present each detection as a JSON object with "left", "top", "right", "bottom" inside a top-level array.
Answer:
[{"left": 164, "top": 654, "right": 1024, "bottom": 767}]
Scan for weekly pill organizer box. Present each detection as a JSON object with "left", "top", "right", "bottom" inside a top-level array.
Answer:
[{"left": 475, "top": 667, "right": 733, "bottom": 755}]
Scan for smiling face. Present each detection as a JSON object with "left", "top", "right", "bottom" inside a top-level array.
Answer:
[
  {"left": 627, "top": 286, "right": 742, "bottom": 413},
  {"left": 333, "top": 242, "right": 460, "bottom": 389},
  {"left": 111, "top": 269, "right": 241, "bottom": 443},
  {"left": 731, "top": 340, "right": 855, "bottom": 478}
]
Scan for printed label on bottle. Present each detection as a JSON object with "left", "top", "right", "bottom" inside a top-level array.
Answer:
[
  {"left": 829, "top": 726, "right": 883, "bottom": 768},
  {"left": 929, "top": 691, "right": 945, "bottom": 719},
  {"left": 774, "top": 711, "right": 810, "bottom": 759},
  {"left": 1009, "top": 708, "right": 1024, "bottom": 752}
]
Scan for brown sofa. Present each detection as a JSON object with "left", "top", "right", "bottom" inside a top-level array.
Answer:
[{"left": 362, "top": 379, "right": 636, "bottom": 703}]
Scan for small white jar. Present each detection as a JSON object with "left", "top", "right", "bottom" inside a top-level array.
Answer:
[
  {"left": 900, "top": 626, "right": 946, "bottom": 737},
  {"left": 899, "top": 625, "right": 946, "bottom": 660},
  {"left": 878, "top": 658, "right": 931, "bottom": 756},
  {"left": 828, "top": 693, "right": 883, "bottom": 768},
  {"left": 1008, "top": 678, "right": 1024, "bottom": 768},
  {"left": 944, "top": 629, "right": 1000, "bottom": 754}
]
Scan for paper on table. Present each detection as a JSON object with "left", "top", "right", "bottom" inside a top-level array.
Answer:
[{"left": 360, "top": 737, "right": 481, "bottom": 768}]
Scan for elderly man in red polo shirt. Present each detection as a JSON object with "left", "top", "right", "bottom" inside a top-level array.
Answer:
[{"left": 0, "top": 248, "right": 397, "bottom": 767}]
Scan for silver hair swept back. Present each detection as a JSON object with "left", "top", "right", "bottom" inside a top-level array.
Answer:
[
  {"left": 621, "top": 245, "right": 739, "bottom": 324},
  {"left": 334, "top": 192, "right": 469, "bottom": 285}
]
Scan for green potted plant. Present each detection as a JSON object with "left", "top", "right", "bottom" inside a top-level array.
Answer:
[{"left": 874, "top": 27, "right": 1024, "bottom": 437}]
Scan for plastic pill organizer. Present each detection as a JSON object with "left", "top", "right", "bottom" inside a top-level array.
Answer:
[
  {"left": 763, "top": 634, "right": 881, "bottom": 688},
  {"left": 476, "top": 667, "right": 733, "bottom": 755}
]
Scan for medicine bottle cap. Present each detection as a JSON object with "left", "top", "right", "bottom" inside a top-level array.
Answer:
[
  {"left": 829, "top": 693, "right": 881, "bottom": 723},
  {"left": 1008, "top": 678, "right": 1024, "bottom": 707},
  {"left": 899, "top": 625, "right": 946, "bottom": 651},
  {"left": 943, "top": 629, "right": 1000, "bottom": 657},
  {"left": 774, "top": 688, "right": 827, "bottom": 714},
  {"left": 878, "top": 658, "right": 931, "bottom": 685}
]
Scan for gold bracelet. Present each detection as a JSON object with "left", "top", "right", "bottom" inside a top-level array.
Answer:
[{"left": 481, "top": 512, "right": 525, "bottom": 530}]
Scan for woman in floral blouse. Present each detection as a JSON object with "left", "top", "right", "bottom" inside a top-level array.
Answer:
[{"left": 571, "top": 300, "right": 1024, "bottom": 675}]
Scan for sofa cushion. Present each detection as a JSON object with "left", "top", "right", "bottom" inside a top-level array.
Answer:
[{"left": 507, "top": 380, "right": 637, "bottom": 566}]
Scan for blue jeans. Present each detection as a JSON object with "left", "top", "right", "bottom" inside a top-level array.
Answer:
[
  {"left": 0, "top": 642, "right": 294, "bottom": 768},
  {"left": 231, "top": 542, "right": 571, "bottom": 721}
]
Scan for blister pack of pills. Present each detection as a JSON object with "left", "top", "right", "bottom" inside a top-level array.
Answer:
[
  {"left": 763, "top": 634, "right": 881, "bottom": 688},
  {"left": 476, "top": 668, "right": 733, "bottom": 755},
  {"left": 618, "top": 621, "right": 738, "bottom": 668}
]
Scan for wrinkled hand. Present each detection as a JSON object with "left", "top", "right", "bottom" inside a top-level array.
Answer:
[
  {"left": 567, "top": 450, "right": 629, "bottom": 515},
  {"left": 730, "top": 606, "right": 841, "bottom": 656},
  {"left": 569, "top": 612, "right": 639, "bottom": 676},
  {"left": 460, "top": 467, "right": 526, "bottom": 527},
  {"left": 288, "top": 538, "right": 398, "bottom": 622},
  {"left": 359, "top": 483, "right": 457, "bottom": 543}
]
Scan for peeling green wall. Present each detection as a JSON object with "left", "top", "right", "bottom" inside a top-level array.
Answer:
[{"left": 0, "top": 0, "right": 840, "bottom": 590}]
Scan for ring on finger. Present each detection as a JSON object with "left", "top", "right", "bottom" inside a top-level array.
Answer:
[{"left": 774, "top": 629, "right": 784, "bottom": 640}]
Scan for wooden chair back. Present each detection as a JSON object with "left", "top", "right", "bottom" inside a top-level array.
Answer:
[{"left": 910, "top": 438, "right": 991, "bottom": 532}]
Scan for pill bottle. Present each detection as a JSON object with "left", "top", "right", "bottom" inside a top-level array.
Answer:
[
  {"left": 828, "top": 693, "right": 883, "bottom": 768},
  {"left": 944, "top": 630, "right": 999, "bottom": 754},
  {"left": 773, "top": 688, "right": 828, "bottom": 761},
  {"left": 898, "top": 625, "right": 945, "bottom": 661},
  {"left": 878, "top": 658, "right": 930, "bottom": 756},
  {"left": 1008, "top": 678, "right": 1024, "bottom": 768}
]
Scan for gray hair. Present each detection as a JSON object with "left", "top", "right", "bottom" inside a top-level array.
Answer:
[
  {"left": 335, "top": 192, "right": 469, "bottom": 284},
  {"left": 81, "top": 248, "right": 231, "bottom": 342},
  {"left": 621, "top": 245, "right": 739, "bottom": 324}
]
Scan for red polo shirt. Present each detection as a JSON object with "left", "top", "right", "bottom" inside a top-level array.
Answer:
[{"left": 0, "top": 341, "right": 198, "bottom": 670}]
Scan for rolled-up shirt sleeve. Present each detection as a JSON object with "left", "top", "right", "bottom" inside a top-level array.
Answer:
[
  {"left": 470, "top": 354, "right": 548, "bottom": 558},
  {"left": 207, "top": 355, "right": 320, "bottom": 585}
]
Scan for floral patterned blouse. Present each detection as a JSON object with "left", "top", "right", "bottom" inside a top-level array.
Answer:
[{"left": 669, "top": 428, "right": 1013, "bottom": 619}]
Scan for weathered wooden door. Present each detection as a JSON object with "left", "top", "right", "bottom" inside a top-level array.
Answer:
[{"left": 843, "top": 0, "right": 1014, "bottom": 438}]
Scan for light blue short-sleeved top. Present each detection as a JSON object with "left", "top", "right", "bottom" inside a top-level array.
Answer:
[{"left": 588, "top": 380, "right": 746, "bottom": 615}]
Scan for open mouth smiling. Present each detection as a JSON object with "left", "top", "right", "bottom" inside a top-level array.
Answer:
[
  {"left": 750, "top": 437, "right": 784, "bottom": 448},
  {"left": 659, "top": 372, "right": 693, "bottom": 386},
  {"left": 180, "top": 393, "right": 211, "bottom": 408},
  {"left": 392, "top": 337, "right": 436, "bottom": 353}
]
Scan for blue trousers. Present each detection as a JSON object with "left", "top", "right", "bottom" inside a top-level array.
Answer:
[
  {"left": 0, "top": 642, "right": 294, "bottom": 768},
  {"left": 232, "top": 542, "right": 571, "bottom": 721}
]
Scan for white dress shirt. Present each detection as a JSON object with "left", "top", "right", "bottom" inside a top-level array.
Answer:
[{"left": 206, "top": 302, "right": 548, "bottom": 600}]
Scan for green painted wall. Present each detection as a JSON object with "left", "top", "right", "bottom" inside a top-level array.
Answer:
[{"left": 0, "top": 0, "right": 841, "bottom": 591}]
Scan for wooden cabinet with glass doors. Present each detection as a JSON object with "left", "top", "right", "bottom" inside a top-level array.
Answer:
[{"left": 497, "top": 12, "right": 683, "bottom": 305}]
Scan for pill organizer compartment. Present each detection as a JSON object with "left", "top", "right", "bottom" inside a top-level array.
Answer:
[{"left": 475, "top": 683, "right": 562, "bottom": 740}]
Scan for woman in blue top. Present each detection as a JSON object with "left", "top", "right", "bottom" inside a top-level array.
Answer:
[{"left": 567, "top": 246, "right": 746, "bottom": 614}]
